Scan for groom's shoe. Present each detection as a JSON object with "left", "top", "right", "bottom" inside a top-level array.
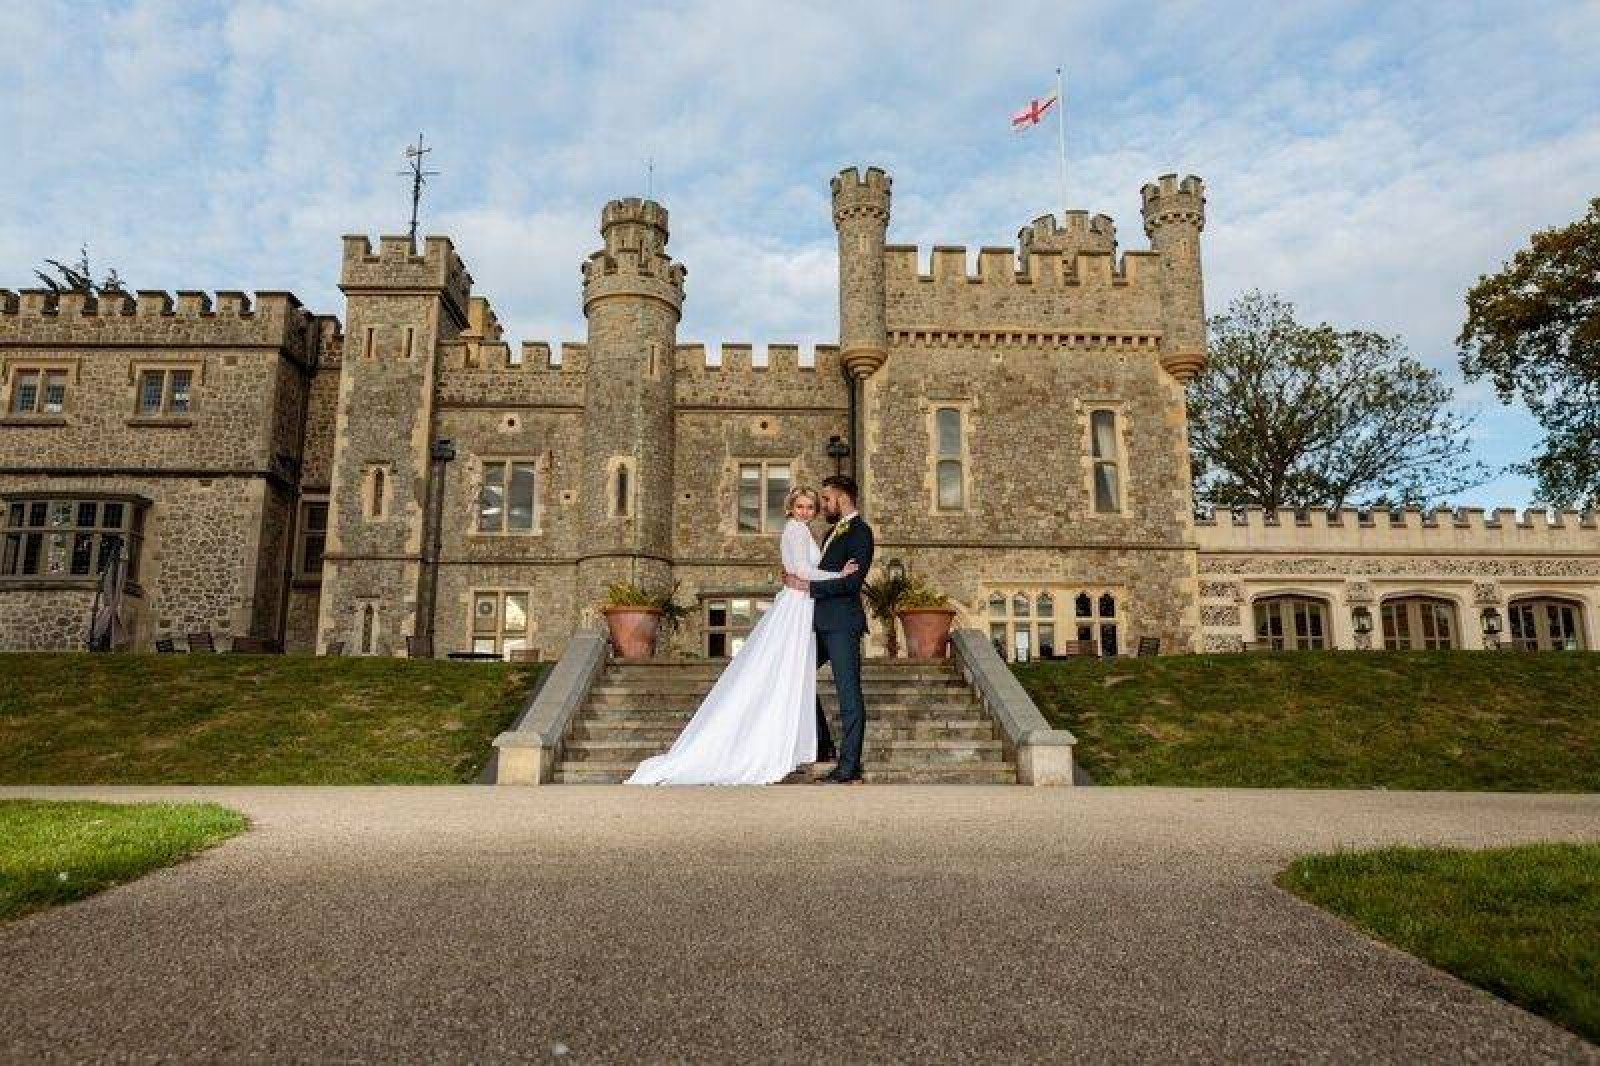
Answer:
[{"left": 821, "top": 769, "right": 864, "bottom": 785}]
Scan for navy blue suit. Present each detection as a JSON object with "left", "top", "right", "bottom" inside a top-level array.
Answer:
[{"left": 809, "top": 514, "right": 874, "bottom": 778}]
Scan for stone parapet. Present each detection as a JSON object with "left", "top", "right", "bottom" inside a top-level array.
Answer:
[{"left": 1196, "top": 506, "right": 1600, "bottom": 553}]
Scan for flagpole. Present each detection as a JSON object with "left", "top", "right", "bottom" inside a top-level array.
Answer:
[{"left": 1055, "top": 66, "right": 1068, "bottom": 217}]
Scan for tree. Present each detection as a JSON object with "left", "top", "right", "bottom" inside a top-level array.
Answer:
[
  {"left": 35, "top": 246, "right": 126, "bottom": 296},
  {"left": 1458, "top": 198, "right": 1600, "bottom": 508},
  {"left": 1188, "top": 291, "right": 1486, "bottom": 511}
]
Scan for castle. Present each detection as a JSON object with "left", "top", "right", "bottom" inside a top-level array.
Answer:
[{"left": 2, "top": 167, "right": 1596, "bottom": 659}]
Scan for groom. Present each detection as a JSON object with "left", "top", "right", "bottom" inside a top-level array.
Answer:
[{"left": 783, "top": 474, "right": 874, "bottom": 784}]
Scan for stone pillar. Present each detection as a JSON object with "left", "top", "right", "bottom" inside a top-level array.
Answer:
[{"left": 575, "top": 199, "right": 686, "bottom": 623}]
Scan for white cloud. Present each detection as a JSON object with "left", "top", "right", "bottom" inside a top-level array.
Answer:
[{"left": 2, "top": 0, "right": 1597, "bottom": 506}]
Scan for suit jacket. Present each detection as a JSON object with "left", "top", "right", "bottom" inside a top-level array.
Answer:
[{"left": 810, "top": 514, "right": 874, "bottom": 634}]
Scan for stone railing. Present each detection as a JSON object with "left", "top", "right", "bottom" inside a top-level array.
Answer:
[
  {"left": 492, "top": 629, "right": 609, "bottom": 784},
  {"left": 949, "top": 629, "right": 1077, "bottom": 785}
]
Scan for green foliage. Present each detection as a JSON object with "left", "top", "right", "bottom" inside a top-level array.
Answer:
[
  {"left": 1013, "top": 650, "right": 1600, "bottom": 790},
  {"left": 895, "top": 576, "right": 952, "bottom": 610},
  {"left": 1281, "top": 843, "right": 1600, "bottom": 1043},
  {"left": 0, "top": 654, "right": 540, "bottom": 784},
  {"left": 34, "top": 246, "right": 126, "bottom": 296},
  {"left": 602, "top": 581, "right": 691, "bottom": 636},
  {"left": 1, "top": 799, "right": 247, "bottom": 923},
  {"left": 1189, "top": 291, "right": 1486, "bottom": 510},
  {"left": 1458, "top": 197, "right": 1600, "bottom": 508}
]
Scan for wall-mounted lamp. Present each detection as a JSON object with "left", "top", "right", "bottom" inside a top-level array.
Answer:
[
  {"left": 1480, "top": 607, "right": 1502, "bottom": 636},
  {"left": 886, "top": 558, "right": 906, "bottom": 583},
  {"left": 826, "top": 435, "right": 851, "bottom": 475},
  {"left": 1352, "top": 606, "right": 1373, "bottom": 635}
]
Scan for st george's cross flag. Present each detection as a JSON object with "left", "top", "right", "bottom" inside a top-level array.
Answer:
[{"left": 1011, "top": 89, "right": 1058, "bottom": 131}]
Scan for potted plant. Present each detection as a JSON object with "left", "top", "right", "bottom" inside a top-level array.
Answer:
[
  {"left": 862, "top": 572, "right": 912, "bottom": 658},
  {"left": 895, "top": 578, "right": 958, "bottom": 659},
  {"left": 599, "top": 581, "right": 692, "bottom": 660}
]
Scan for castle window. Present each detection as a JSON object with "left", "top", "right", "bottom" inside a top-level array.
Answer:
[
  {"left": 1508, "top": 596, "right": 1588, "bottom": 651},
  {"left": 402, "top": 327, "right": 415, "bottom": 359},
  {"left": 1381, "top": 596, "right": 1458, "bottom": 650},
  {"left": 362, "top": 327, "right": 376, "bottom": 360},
  {"left": 296, "top": 498, "right": 328, "bottom": 579},
  {"left": 2, "top": 496, "right": 146, "bottom": 583},
  {"left": 360, "top": 604, "right": 376, "bottom": 654},
  {"left": 1253, "top": 595, "right": 1328, "bottom": 651},
  {"left": 611, "top": 461, "right": 633, "bottom": 519},
  {"left": 987, "top": 587, "right": 1120, "bottom": 661},
  {"left": 1090, "top": 409, "right": 1122, "bottom": 513},
  {"left": 472, "top": 590, "right": 533, "bottom": 659},
  {"left": 934, "top": 407, "right": 967, "bottom": 512},
  {"left": 8, "top": 368, "right": 68, "bottom": 416},
  {"left": 366, "top": 466, "right": 388, "bottom": 519},
  {"left": 704, "top": 597, "right": 773, "bottom": 657},
  {"left": 736, "top": 461, "right": 792, "bottom": 534},
  {"left": 478, "top": 460, "right": 538, "bottom": 533},
  {"left": 135, "top": 368, "right": 193, "bottom": 417}
]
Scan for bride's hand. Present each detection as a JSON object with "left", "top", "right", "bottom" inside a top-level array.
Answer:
[{"left": 841, "top": 559, "right": 860, "bottom": 576}]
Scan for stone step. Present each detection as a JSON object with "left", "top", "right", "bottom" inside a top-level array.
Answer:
[
  {"left": 561, "top": 738, "right": 1006, "bottom": 764},
  {"left": 585, "top": 681, "right": 960, "bottom": 697},
  {"left": 571, "top": 720, "right": 998, "bottom": 742},
  {"left": 602, "top": 671, "right": 962, "bottom": 686},
  {"left": 581, "top": 707, "right": 990, "bottom": 726},
  {"left": 553, "top": 764, "right": 1018, "bottom": 785},
  {"left": 584, "top": 695, "right": 983, "bottom": 713}
]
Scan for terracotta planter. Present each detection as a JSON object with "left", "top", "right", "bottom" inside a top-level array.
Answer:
[
  {"left": 601, "top": 606, "right": 662, "bottom": 660},
  {"left": 897, "top": 607, "right": 957, "bottom": 659}
]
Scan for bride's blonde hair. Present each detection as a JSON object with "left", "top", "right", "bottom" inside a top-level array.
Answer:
[{"left": 784, "top": 485, "right": 820, "bottom": 517}]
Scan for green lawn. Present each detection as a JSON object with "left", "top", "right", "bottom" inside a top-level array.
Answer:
[
  {"left": 1013, "top": 651, "right": 1600, "bottom": 790},
  {"left": 0, "top": 799, "right": 248, "bottom": 923},
  {"left": 1280, "top": 843, "right": 1600, "bottom": 1044},
  {"left": 0, "top": 654, "right": 541, "bottom": 784}
]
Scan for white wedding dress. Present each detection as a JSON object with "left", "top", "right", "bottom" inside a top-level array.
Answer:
[{"left": 625, "top": 518, "right": 840, "bottom": 785}]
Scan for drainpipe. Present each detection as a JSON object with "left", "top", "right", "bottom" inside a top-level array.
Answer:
[{"left": 417, "top": 438, "right": 455, "bottom": 654}]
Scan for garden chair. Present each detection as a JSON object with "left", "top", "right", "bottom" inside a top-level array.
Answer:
[
  {"left": 186, "top": 631, "right": 216, "bottom": 653},
  {"left": 324, "top": 641, "right": 345, "bottom": 657},
  {"left": 1061, "top": 639, "right": 1097, "bottom": 658},
  {"left": 405, "top": 635, "right": 433, "bottom": 659},
  {"left": 154, "top": 637, "right": 177, "bottom": 654},
  {"left": 1136, "top": 636, "right": 1161, "bottom": 657}
]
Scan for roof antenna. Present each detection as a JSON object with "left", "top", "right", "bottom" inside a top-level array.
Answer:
[{"left": 398, "top": 133, "right": 440, "bottom": 244}]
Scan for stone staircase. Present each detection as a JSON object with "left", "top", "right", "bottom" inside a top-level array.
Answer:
[{"left": 552, "top": 658, "right": 1017, "bottom": 784}]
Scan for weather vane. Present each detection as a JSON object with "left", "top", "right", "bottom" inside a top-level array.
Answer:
[{"left": 398, "top": 133, "right": 440, "bottom": 244}]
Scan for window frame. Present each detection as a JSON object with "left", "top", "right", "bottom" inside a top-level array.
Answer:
[
  {"left": 927, "top": 402, "right": 972, "bottom": 515},
  {"left": 703, "top": 595, "right": 774, "bottom": 657},
  {"left": 986, "top": 585, "right": 1120, "bottom": 660},
  {"left": 1, "top": 493, "right": 148, "bottom": 585},
  {"left": 295, "top": 496, "right": 329, "bottom": 580},
  {"left": 734, "top": 459, "right": 794, "bottom": 535},
  {"left": 1507, "top": 596, "right": 1589, "bottom": 651},
  {"left": 1252, "top": 595, "right": 1330, "bottom": 650},
  {"left": 1380, "top": 595, "right": 1459, "bottom": 650},
  {"left": 476, "top": 458, "right": 541, "bottom": 535},
  {"left": 4, "top": 361, "right": 75, "bottom": 419},
  {"left": 1083, "top": 404, "right": 1128, "bottom": 516},
  {"left": 131, "top": 365, "right": 197, "bottom": 419},
  {"left": 469, "top": 588, "right": 534, "bottom": 659}
]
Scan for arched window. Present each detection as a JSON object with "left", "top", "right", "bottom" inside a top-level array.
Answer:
[
  {"left": 611, "top": 462, "right": 632, "bottom": 518},
  {"left": 360, "top": 604, "right": 376, "bottom": 655},
  {"left": 1075, "top": 593, "right": 1092, "bottom": 619},
  {"left": 1380, "top": 596, "right": 1458, "bottom": 650},
  {"left": 1508, "top": 596, "right": 1588, "bottom": 651},
  {"left": 1253, "top": 595, "right": 1329, "bottom": 650}
]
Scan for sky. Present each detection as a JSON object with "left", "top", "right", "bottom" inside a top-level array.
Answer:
[{"left": 2, "top": 1, "right": 1597, "bottom": 507}]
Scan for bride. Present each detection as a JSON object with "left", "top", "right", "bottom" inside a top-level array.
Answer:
[{"left": 625, "top": 486, "right": 858, "bottom": 785}]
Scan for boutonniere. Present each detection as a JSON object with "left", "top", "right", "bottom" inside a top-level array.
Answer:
[{"left": 833, "top": 517, "right": 853, "bottom": 537}]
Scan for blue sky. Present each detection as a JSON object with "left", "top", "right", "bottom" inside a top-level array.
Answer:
[{"left": 3, "top": 1, "right": 1597, "bottom": 506}]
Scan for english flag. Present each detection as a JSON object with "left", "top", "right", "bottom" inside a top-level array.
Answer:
[{"left": 1011, "top": 90, "right": 1058, "bottom": 131}]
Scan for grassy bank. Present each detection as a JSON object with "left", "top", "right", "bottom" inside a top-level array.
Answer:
[
  {"left": 0, "top": 799, "right": 248, "bottom": 923},
  {"left": 1013, "top": 651, "right": 1599, "bottom": 790},
  {"left": 1280, "top": 843, "right": 1600, "bottom": 1043},
  {"left": 0, "top": 654, "right": 540, "bottom": 784}
]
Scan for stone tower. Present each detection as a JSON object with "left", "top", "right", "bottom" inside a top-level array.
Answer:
[
  {"left": 317, "top": 235, "right": 469, "bottom": 655},
  {"left": 1140, "top": 174, "right": 1207, "bottom": 383},
  {"left": 831, "top": 167, "right": 892, "bottom": 381},
  {"left": 575, "top": 199, "right": 687, "bottom": 615}
]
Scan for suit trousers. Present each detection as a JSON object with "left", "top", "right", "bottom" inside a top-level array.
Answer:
[{"left": 815, "top": 629, "right": 866, "bottom": 777}]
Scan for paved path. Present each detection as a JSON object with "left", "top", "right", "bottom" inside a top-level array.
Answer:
[{"left": 1, "top": 785, "right": 1596, "bottom": 1064}]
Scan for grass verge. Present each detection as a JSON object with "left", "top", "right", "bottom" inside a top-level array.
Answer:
[
  {"left": 1013, "top": 651, "right": 1599, "bottom": 789},
  {"left": 0, "top": 654, "right": 541, "bottom": 784},
  {"left": 0, "top": 799, "right": 248, "bottom": 923},
  {"left": 1279, "top": 842, "right": 1600, "bottom": 1044}
]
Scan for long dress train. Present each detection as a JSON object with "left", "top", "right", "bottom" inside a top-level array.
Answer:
[{"left": 625, "top": 519, "right": 837, "bottom": 785}]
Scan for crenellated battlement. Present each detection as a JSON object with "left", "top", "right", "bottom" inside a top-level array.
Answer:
[
  {"left": 1140, "top": 173, "right": 1206, "bottom": 235},
  {"left": 831, "top": 165, "right": 892, "bottom": 223},
  {"left": 882, "top": 243, "right": 1159, "bottom": 288},
  {"left": 437, "top": 338, "right": 588, "bottom": 372},
  {"left": 339, "top": 234, "right": 473, "bottom": 315},
  {"left": 0, "top": 287, "right": 310, "bottom": 321},
  {"left": 1018, "top": 210, "right": 1117, "bottom": 257},
  {"left": 1196, "top": 505, "right": 1600, "bottom": 553},
  {"left": 673, "top": 342, "right": 840, "bottom": 374},
  {"left": 601, "top": 197, "right": 669, "bottom": 234}
]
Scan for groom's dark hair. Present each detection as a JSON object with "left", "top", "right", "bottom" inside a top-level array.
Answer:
[{"left": 820, "top": 474, "right": 858, "bottom": 504}]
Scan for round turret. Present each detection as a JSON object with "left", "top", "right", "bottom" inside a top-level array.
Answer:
[
  {"left": 831, "top": 166, "right": 892, "bottom": 380},
  {"left": 1139, "top": 174, "right": 1208, "bottom": 384},
  {"left": 1139, "top": 174, "right": 1206, "bottom": 239},
  {"left": 1017, "top": 210, "right": 1118, "bottom": 259}
]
